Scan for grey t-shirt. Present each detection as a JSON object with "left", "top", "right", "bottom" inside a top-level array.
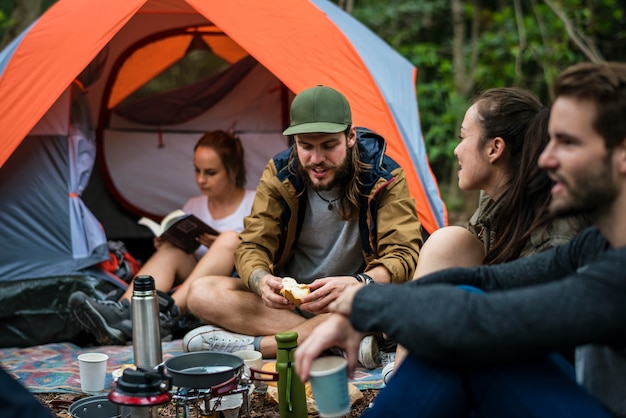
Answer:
[{"left": 276, "top": 187, "right": 363, "bottom": 283}]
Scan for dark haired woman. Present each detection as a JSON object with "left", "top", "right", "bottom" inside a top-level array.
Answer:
[{"left": 386, "top": 88, "right": 587, "bottom": 379}]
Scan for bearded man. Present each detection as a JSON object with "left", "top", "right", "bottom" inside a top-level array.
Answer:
[{"left": 183, "top": 85, "right": 422, "bottom": 366}]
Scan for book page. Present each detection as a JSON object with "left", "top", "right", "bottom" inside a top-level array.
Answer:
[
  {"left": 138, "top": 209, "right": 186, "bottom": 236},
  {"left": 161, "top": 209, "right": 186, "bottom": 232},
  {"left": 137, "top": 217, "right": 162, "bottom": 236}
]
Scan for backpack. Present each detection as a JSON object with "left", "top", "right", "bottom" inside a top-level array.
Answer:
[{"left": 98, "top": 240, "right": 141, "bottom": 283}]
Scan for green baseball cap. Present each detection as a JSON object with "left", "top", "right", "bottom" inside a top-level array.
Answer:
[{"left": 283, "top": 85, "right": 352, "bottom": 135}]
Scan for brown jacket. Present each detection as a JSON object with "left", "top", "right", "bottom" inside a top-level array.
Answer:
[{"left": 235, "top": 128, "right": 423, "bottom": 285}]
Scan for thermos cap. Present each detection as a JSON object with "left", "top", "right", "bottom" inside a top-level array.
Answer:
[{"left": 133, "top": 275, "right": 156, "bottom": 292}]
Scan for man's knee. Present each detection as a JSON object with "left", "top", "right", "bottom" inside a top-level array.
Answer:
[{"left": 188, "top": 276, "right": 232, "bottom": 309}]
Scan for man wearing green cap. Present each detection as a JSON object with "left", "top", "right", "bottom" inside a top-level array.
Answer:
[{"left": 183, "top": 85, "right": 422, "bottom": 368}]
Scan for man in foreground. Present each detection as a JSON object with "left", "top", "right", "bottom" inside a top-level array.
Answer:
[
  {"left": 183, "top": 85, "right": 422, "bottom": 367},
  {"left": 295, "top": 62, "right": 626, "bottom": 417}
]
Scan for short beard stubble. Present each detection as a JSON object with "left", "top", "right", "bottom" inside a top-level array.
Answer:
[{"left": 550, "top": 154, "right": 618, "bottom": 222}]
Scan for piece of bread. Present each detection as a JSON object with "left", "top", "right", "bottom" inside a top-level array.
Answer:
[
  {"left": 112, "top": 363, "right": 136, "bottom": 380},
  {"left": 280, "top": 277, "right": 310, "bottom": 306}
]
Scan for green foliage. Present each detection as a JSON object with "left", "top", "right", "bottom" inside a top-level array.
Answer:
[
  {"left": 350, "top": 0, "right": 626, "bottom": 193},
  {"left": 397, "top": 42, "right": 458, "bottom": 182},
  {"left": 0, "top": 0, "right": 56, "bottom": 42},
  {"left": 351, "top": 0, "right": 448, "bottom": 49},
  {"left": 0, "top": 6, "right": 8, "bottom": 33}
]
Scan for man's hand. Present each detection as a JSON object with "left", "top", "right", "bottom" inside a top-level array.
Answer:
[
  {"left": 328, "top": 282, "right": 362, "bottom": 316},
  {"left": 248, "top": 269, "right": 294, "bottom": 309},
  {"left": 295, "top": 314, "right": 364, "bottom": 382},
  {"left": 298, "top": 276, "right": 361, "bottom": 314},
  {"left": 262, "top": 275, "right": 297, "bottom": 309}
]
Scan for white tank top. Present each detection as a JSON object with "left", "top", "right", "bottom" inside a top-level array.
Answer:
[{"left": 182, "top": 189, "right": 256, "bottom": 258}]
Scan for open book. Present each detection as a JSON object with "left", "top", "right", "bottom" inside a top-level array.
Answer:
[{"left": 138, "top": 210, "right": 220, "bottom": 253}]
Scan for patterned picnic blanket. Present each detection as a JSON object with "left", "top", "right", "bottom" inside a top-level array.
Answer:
[
  {"left": 0, "top": 340, "right": 183, "bottom": 393},
  {"left": 0, "top": 341, "right": 382, "bottom": 394}
]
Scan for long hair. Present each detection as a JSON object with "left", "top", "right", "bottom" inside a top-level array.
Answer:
[
  {"left": 194, "top": 130, "right": 246, "bottom": 188},
  {"left": 288, "top": 127, "right": 370, "bottom": 220},
  {"left": 473, "top": 88, "right": 556, "bottom": 264}
]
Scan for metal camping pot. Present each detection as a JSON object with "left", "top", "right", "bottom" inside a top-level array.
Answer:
[
  {"left": 164, "top": 351, "right": 244, "bottom": 389},
  {"left": 69, "top": 395, "right": 120, "bottom": 418}
]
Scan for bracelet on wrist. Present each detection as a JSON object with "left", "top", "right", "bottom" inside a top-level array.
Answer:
[{"left": 352, "top": 273, "right": 374, "bottom": 285}]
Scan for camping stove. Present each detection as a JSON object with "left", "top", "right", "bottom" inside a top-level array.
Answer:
[{"left": 172, "top": 377, "right": 253, "bottom": 418}]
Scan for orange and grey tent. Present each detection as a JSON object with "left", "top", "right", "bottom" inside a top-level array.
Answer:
[{"left": 0, "top": 0, "right": 447, "bottom": 286}]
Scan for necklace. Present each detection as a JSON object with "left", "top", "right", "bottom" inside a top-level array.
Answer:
[{"left": 315, "top": 190, "right": 339, "bottom": 210}]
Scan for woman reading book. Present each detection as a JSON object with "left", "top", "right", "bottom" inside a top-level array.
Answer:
[{"left": 68, "top": 130, "right": 256, "bottom": 345}]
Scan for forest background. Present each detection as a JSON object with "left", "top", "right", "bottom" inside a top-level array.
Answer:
[{"left": 2, "top": 0, "right": 625, "bottom": 222}]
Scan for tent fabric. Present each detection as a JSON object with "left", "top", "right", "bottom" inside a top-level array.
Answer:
[
  {"left": 99, "top": 62, "right": 289, "bottom": 223},
  {"left": 0, "top": 84, "right": 110, "bottom": 283},
  {"left": 0, "top": 0, "right": 144, "bottom": 167},
  {"left": 0, "top": 0, "right": 448, "bottom": 286},
  {"left": 108, "top": 28, "right": 249, "bottom": 108},
  {"left": 114, "top": 55, "right": 257, "bottom": 125},
  {"left": 67, "top": 84, "right": 109, "bottom": 260}
]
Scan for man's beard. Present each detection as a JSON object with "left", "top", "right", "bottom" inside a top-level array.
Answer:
[
  {"left": 550, "top": 157, "right": 618, "bottom": 221},
  {"left": 298, "top": 153, "right": 352, "bottom": 192}
]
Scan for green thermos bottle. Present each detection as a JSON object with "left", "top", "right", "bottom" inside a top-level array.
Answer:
[{"left": 275, "top": 331, "right": 308, "bottom": 418}]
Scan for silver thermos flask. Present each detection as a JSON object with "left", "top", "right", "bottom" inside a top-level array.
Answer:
[{"left": 132, "top": 275, "right": 162, "bottom": 369}]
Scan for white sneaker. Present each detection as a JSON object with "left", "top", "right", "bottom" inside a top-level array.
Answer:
[
  {"left": 357, "top": 335, "right": 380, "bottom": 369},
  {"left": 183, "top": 325, "right": 255, "bottom": 353},
  {"left": 381, "top": 361, "right": 395, "bottom": 385}
]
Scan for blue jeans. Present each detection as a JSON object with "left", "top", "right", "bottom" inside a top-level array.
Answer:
[
  {"left": 362, "top": 354, "right": 611, "bottom": 418},
  {"left": 363, "top": 286, "right": 611, "bottom": 418}
]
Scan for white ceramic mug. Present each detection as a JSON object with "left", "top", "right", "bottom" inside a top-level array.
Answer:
[{"left": 233, "top": 350, "right": 263, "bottom": 377}]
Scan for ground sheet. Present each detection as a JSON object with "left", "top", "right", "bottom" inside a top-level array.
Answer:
[{"left": 0, "top": 340, "right": 382, "bottom": 394}]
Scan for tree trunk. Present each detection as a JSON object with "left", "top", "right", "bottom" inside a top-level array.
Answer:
[
  {"left": 338, "top": 0, "right": 354, "bottom": 14},
  {"left": 450, "top": 0, "right": 481, "bottom": 217}
]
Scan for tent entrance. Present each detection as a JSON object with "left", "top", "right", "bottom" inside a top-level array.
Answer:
[{"left": 89, "top": 25, "right": 290, "bottom": 238}]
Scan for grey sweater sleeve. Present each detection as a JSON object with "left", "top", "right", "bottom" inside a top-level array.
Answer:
[{"left": 350, "top": 227, "right": 626, "bottom": 365}]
